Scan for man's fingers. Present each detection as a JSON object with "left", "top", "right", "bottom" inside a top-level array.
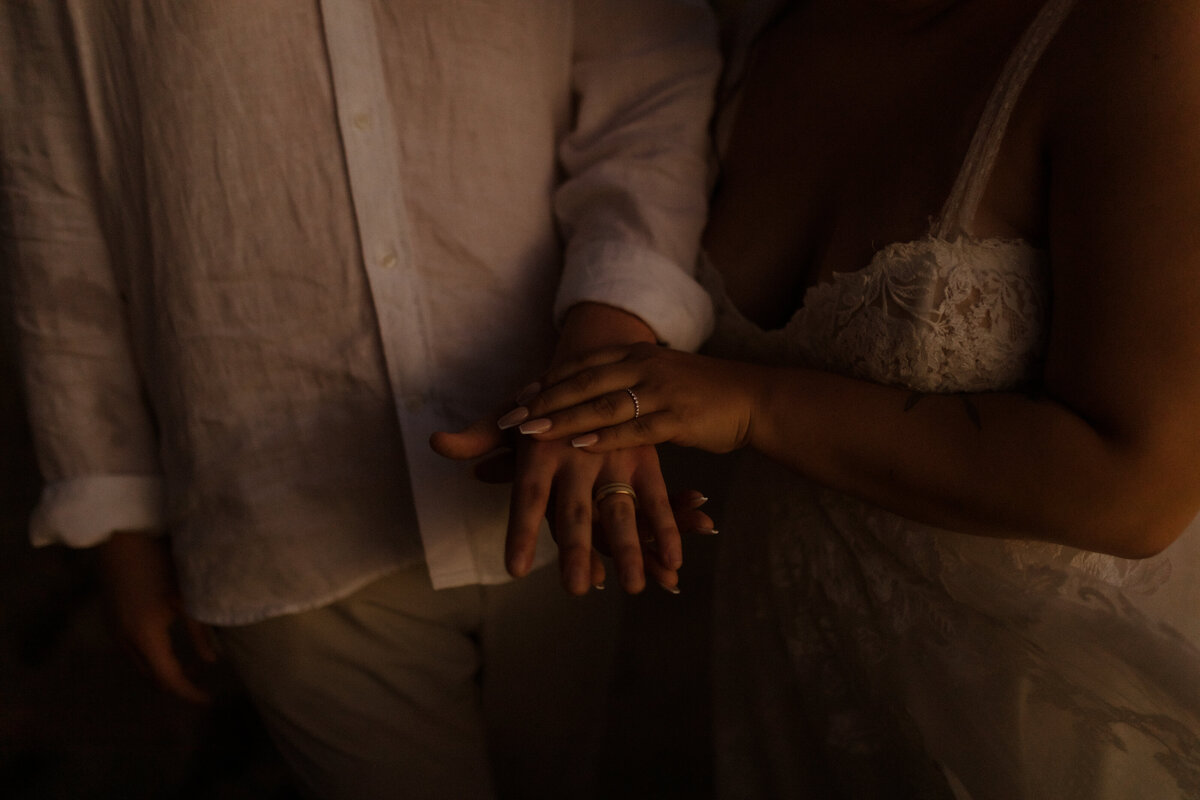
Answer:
[
  {"left": 595, "top": 490, "right": 645, "bottom": 594},
  {"left": 508, "top": 438, "right": 594, "bottom": 579},
  {"left": 555, "top": 468, "right": 600, "bottom": 596},
  {"left": 505, "top": 470, "right": 550, "bottom": 579},
  {"left": 134, "top": 623, "right": 211, "bottom": 704},
  {"left": 429, "top": 416, "right": 506, "bottom": 461},
  {"left": 186, "top": 618, "right": 220, "bottom": 664}
]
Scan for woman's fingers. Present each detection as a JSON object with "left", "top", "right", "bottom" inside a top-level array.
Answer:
[
  {"left": 569, "top": 412, "right": 675, "bottom": 452},
  {"left": 518, "top": 385, "right": 651, "bottom": 440},
  {"left": 633, "top": 460, "right": 683, "bottom": 573},
  {"left": 538, "top": 343, "right": 643, "bottom": 388},
  {"left": 669, "top": 489, "right": 717, "bottom": 534},
  {"left": 496, "top": 345, "right": 657, "bottom": 434}
]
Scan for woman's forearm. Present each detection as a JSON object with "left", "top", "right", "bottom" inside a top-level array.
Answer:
[{"left": 748, "top": 365, "right": 1196, "bottom": 557}]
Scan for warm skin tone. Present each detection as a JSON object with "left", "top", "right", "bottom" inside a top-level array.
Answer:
[{"left": 503, "top": 0, "right": 1200, "bottom": 560}]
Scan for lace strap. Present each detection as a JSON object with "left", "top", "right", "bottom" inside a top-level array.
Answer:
[{"left": 933, "top": 0, "right": 1078, "bottom": 239}]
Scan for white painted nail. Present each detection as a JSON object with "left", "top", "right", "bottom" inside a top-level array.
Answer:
[
  {"left": 518, "top": 418, "right": 552, "bottom": 435},
  {"left": 497, "top": 407, "right": 529, "bottom": 430}
]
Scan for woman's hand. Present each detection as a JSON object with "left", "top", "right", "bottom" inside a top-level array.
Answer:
[{"left": 501, "top": 342, "right": 769, "bottom": 455}]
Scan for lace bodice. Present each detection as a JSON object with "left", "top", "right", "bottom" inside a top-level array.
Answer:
[{"left": 705, "top": 234, "right": 1048, "bottom": 394}]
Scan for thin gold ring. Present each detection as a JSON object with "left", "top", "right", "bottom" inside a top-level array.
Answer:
[
  {"left": 594, "top": 481, "right": 638, "bottom": 507},
  {"left": 624, "top": 387, "right": 640, "bottom": 420}
]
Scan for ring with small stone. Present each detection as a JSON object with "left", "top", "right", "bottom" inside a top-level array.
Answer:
[{"left": 624, "top": 387, "right": 640, "bottom": 420}]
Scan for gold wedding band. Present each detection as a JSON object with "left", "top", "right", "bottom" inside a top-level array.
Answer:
[
  {"left": 594, "top": 481, "right": 638, "bottom": 506},
  {"left": 624, "top": 387, "right": 640, "bottom": 420}
]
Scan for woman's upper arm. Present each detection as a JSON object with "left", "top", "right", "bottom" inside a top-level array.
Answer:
[{"left": 1042, "top": 0, "right": 1200, "bottom": 543}]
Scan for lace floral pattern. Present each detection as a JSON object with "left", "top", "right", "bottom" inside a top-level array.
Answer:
[{"left": 706, "top": 235, "right": 1048, "bottom": 394}]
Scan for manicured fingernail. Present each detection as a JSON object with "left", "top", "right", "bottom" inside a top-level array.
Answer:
[
  {"left": 571, "top": 433, "right": 599, "bottom": 448},
  {"left": 518, "top": 418, "right": 552, "bottom": 435},
  {"left": 515, "top": 382, "right": 541, "bottom": 405},
  {"left": 497, "top": 407, "right": 529, "bottom": 430},
  {"left": 691, "top": 494, "right": 710, "bottom": 509},
  {"left": 690, "top": 527, "right": 719, "bottom": 536},
  {"left": 658, "top": 581, "right": 681, "bottom": 595},
  {"left": 593, "top": 583, "right": 606, "bottom": 591}
]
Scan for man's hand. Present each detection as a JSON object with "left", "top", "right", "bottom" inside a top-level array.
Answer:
[
  {"left": 508, "top": 438, "right": 682, "bottom": 595},
  {"left": 431, "top": 422, "right": 714, "bottom": 594},
  {"left": 99, "top": 532, "right": 218, "bottom": 704},
  {"left": 431, "top": 302, "right": 705, "bottom": 594},
  {"left": 429, "top": 419, "right": 682, "bottom": 593}
]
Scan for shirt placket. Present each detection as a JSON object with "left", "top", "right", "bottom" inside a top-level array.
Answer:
[{"left": 318, "top": 0, "right": 478, "bottom": 585}]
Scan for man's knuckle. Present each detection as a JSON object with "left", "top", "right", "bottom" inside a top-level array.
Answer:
[
  {"left": 601, "top": 500, "right": 636, "bottom": 524},
  {"left": 513, "top": 480, "right": 548, "bottom": 506},
  {"left": 561, "top": 500, "right": 592, "bottom": 527}
]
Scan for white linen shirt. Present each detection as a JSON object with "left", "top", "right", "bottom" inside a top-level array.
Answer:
[{"left": 0, "top": 0, "right": 718, "bottom": 624}]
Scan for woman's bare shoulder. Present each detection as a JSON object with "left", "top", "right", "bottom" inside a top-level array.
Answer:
[{"left": 1045, "top": 0, "right": 1200, "bottom": 123}]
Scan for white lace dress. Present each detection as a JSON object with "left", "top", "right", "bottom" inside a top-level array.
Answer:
[{"left": 704, "top": 2, "right": 1200, "bottom": 797}]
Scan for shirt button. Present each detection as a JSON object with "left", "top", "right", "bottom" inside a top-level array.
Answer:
[
  {"left": 353, "top": 111, "right": 372, "bottom": 131},
  {"left": 377, "top": 250, "right": 398, "bottom": 269}
]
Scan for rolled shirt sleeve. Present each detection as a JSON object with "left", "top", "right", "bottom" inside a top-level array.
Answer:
[
  {"left": 554, "top": 0, "right": 720, "bottom": 353},
  {"left": 2, "top": 3, "right": 165, "bottom": 547},
  {"left": 30, "top": 476, "right": 165, "bottom": 547}
]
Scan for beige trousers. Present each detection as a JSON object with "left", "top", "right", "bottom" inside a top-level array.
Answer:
[{"left": 216, "top": 563, "right": 621, "bottom": 800}]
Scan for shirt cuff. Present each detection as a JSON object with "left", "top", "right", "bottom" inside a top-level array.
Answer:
[
  {"left": 555, "top": 240, "right": 714, "bottom": 353},
  {"left": 30, "top": 474, "right": 167, "bottom": 548}
]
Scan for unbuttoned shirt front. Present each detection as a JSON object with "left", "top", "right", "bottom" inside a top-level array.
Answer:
[{"left": 0, "top": 0, "right": 718, "bottom": 624}]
